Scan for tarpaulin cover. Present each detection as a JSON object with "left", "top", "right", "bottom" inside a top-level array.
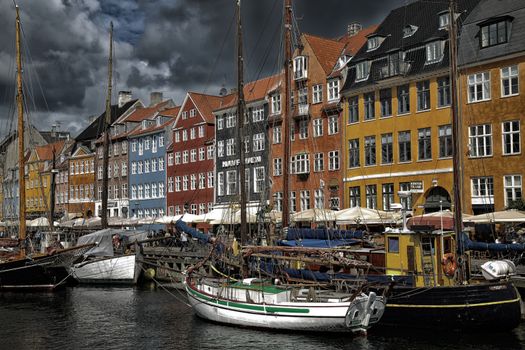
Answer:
[{"left": 285, "top": 228, "right": 364, "bottom": 240}]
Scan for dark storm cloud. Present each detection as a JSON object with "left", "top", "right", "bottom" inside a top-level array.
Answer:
[{"left": 0, "top": 0, "right": 406, "bottom": 137}]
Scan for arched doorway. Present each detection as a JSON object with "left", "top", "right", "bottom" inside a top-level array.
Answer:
[{"left": 423, "top": 186, "right": 451, "bottom": 213}]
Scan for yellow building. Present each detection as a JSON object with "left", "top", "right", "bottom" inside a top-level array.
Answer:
[
  {"left": 340, "top": 1, "right": 478, "bottom": 215},
  {"left": 25, "top": 141, "right": 65, "bottom": 219}
]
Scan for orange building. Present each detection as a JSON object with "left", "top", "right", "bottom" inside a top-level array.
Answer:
[{"left": 67, "top": 145, "right": 95, "bottom": 218}]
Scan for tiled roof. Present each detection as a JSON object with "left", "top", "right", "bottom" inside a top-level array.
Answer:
[
  {"left": 76, "top": 99, "right": 138, "bottom": 142},
  {"left": 188, "top": 92, "right": 235, "bottom": 123},
  {"left": 303, "top": 34, "right": 346, "bottom": 74},
  {"left": 160, "top": 106, "right": 181, "bottom": 118},
  {"left": 124, "top": 100, "right": 172, "bottom": 122},
  {"left": 127, "top": 118, "right": 175, "bottom": 138},
  {"left": 338, "top": 25, "right": 379, "bottom": 57},
  {"left": 35, "top": 140, "right": 66, "bottom": 161},
  {"left": 217, "top": 73, "right": 283, "bottom": 111}
]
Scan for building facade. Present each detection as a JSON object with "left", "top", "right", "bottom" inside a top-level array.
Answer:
[
  {"left": 458, "top": 0, "right": 525, "bottom": 213},
  {"left": 68, "top": 146, "right": 95, "bottom": 218},
  {"left": 341, "top": 0, "right": 479, "bottom": 215}
]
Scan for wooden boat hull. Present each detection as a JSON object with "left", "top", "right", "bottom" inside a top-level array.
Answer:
[
  {"left": 69, "top": 254, "right": 139, "bottom": 284},
  {"left": 380, "top": 281, "right": 522, "bottom": 330},
  {"left": 185, "top": 278, "right": 385, "bottom": 333},
  {"left": 0, "top": 258, "right": 69, "bottom": 290}
]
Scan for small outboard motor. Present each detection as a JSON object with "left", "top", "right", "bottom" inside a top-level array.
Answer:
[{"left": 480, "top": 259, "right": 517, "bottom": 281}]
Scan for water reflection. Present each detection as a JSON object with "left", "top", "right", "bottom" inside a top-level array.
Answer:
[{"left": 0, "top": 287, "right": 523, "bottom": 350}]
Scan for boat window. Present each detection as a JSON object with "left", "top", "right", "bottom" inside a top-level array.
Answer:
[{"left": 388, "top": 237, "right": 399, "bottom": 253}]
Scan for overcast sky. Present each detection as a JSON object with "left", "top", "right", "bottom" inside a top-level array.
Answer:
[{"left": 0, "top": 0, "right": 406, "bottom": 138}]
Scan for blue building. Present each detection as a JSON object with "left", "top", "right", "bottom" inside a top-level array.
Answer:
[{"left": 128, "top": 114, "right": 175, "bottom": 223}]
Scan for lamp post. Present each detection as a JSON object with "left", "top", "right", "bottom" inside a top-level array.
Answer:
[{"left": 398, "top": 190, "right": 412, "bottom": 232}]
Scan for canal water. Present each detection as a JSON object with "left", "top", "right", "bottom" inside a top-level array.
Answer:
[{"left": 1, "top": 285, "right": 524, "bottom": 350}]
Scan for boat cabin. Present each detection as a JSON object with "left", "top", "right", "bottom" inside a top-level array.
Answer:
[{"left": 384, "top": 228, "right": 456, "bottom": 287}]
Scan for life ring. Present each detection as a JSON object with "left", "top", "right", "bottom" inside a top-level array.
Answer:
[{"left": 441, "top": 253, "right": 457, "bottom": 277}]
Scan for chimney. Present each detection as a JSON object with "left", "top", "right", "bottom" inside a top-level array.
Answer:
[
  {"left": 219, "top": 87, "right": 228, "bottom": 97},
  {"left": 347, "top": 23, "right": 362, "bottom": 37},
  {"left": 118, "top": 90, "right": 133, "bottom": 108},
  {"left": 150, "top": 91, "right": 163, "bottom": 107},
  {"left": 51, "top": 123, "right": 57, "bottom": 138}
]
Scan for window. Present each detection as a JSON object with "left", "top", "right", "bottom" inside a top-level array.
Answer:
[
  {"left": 98, "top": 166, "right": 103, "bottom": 179},
  {"left": 144, "top": 137, "right": 150, "bottom": 150},
  {"left": 107, "top": 164, "right": 112, "bottom": 178},
  {"left": 504, "top": 175, "right": 522, "bottom": 206},
  {"left": 382, "top": 183, "right": 394, "bottom": 211},
  {"left": 207, "top": 145, "right": 214, "bottom": 159},
  {"left": 471, "top": 177, "right": 494, "bottom": 203},
  {"left": 328, "top": 115, "right": 338, "bottom": 135},
  {"left": 364, "top": 136, "right": 376, "bottom": 166},
  {"left": 182, "top": 111, "right": 188, "bottom": 119},
  {"left": 439, "top": 12, "right": 450, "bottom": 29},
  {"left": 348, "top": 139, "right": 360, "bottom": 168},
  {"left": 300, "top": 190, "right": 310, "bottom": 211},
  {"left": 182, "top": 130, "right": 188, "bottom": 141},
  {"left": 366, "top": 185, "right": 377, "bottom": 209},
  {"left": 380, "top": 89, "right": 392, "bottom": 117},
  {"left": 399, "top": 182, "right": 412, "bottom": 210},
  {"left": 290, "top": 191, "right": 297, "bottom": 213},
  {"left": 190, "top": 109, "right": 196, "bottom": 118},
  {"left": 290, "top": 122, "right": 295, "bottom": 141},
  {"left": 254, "top": 167, "right": 265, "bottom": 193},
  {"left": 199, "top": 147, "right": 205, "bottom": 161},
  {"left": 381, "top": 133, "right": 393, "bottom": 164},
  {"left": 293, "top": 56, "right": 307, "bottom": 80},
  {"left": 501, "top": 66, "right": 519, "bottom": 97},
  {"left": 416, "top": 80, "right": 430, "bottom": 111},
  {"left": 152, "top": 136, "right": 158, "bottom": 153},
  {"left": 364, "top": 92, "right": 375, "bottom": 120},
  {"left": 151, "top": 183, "right": 157, "bottom": 198},
  {"left": 327, "top": 79, "right": 339, "bottom": 101},
  {"left": 426, "top": 41, "right": 443, "bottom": 63},
  {"left": 226, "top": 113, "right": 236, "bottom": 128},
  {"left": 469, "top": 124, "right": 492, "bottom": 157},
  {"left": 217, "top": 172, "right": 224, "bottom": 196},
  {"left": 190, "top": 174, "right": 197, "bottom": 190},
  {"left": 502, "top": 120, "right": 520, "bottom": 155},
  {"left": 274, "top": 192, "right": 283, "bottom": 212},
  {"left": 183, "top": 175, "right": 188, "bottom": 191},
  {"left": 174, "top": 131, "right": 180, "bottom": 143},
  {"left": 144, "top": 160, "right": 150, "bottom": 173},
  {"left": 297, "top": 87, "right": 308, "bottom": 109},
  {"left": 131, "top": 140, "right": 137, "bottom": 152},
  {"left": 175, "top": 152, "right": 181, "bottom": 164},
  {"left": 292, "top": 153, "right": 310, "bottom": 174},
  {"left": 226, "top": 138, "right": 235, "bottom": 156},
  {"left": 356, "top": 61, "right": 370, "bottom": 81},
  {"left": 273, "top": 126, "right": 282, "bottom": 144},
  {"left": 253, "top": 133, "right": 264, "bottom": 152},
  {"left": 439, "top": 125, "right": 453, "bottom": 158},
  {"left": 349, "top": 186, "right": 360, "bottom": 207},
  {"left": 144, "top": 184, "right": 150, "bottom": 199},
  {"left": 437, "top": 76, "right": 451, "bottom": 107},
  {"left": 367, "top": 36, "right": 380, "bottom": 51},
  {"left": 217, "top": 141, "right": 224, "bottom": 158},
  {"left": 398, "top": 131, "right": 411, "bottom": 162},
  {"left": 168, "top": 153, "right": 174, "bottom": 166},
  {"left": 313, "top": 119, "right": 323, "bottom": 137},
  {"left": 388, "top": 237, "right": 399, "bottom": 253},
  {"left": 199, "top": 173, "right": 206, "bottom": 189},
  {"left": 151, "top": 158, "right": 157, "bottom": 172},
  {"left": 252, "top": 106, "right": 264, "bottom": 122},
  {"left": 226, "top": 170, "right": 237, "bottom": 195},
  {"left": 207, "top": 171, "right": 214, "bottom": 188},
  {"left": 273, "top": 158, "right": 283, "bottom": 176},
  {"left": 418, "top": 128, "right": 432, "bottom": 160},
  {"left": 168, "top": 177, "right": 174, "bottom": 193},
  {"left": 137, "top": 161, "right": 143, "bottom": 174},
  {"left": 190, "top": 128, "right": 196, "bottom": 140},
  {"left": 271, "top": 94, "right": 281, "bottom": 114},
  {"left": 314, "top": 153, "right": 324, "bottom": 172},
  {"left": 480, "top": 21, "right": 509, "bottom": 48},
  {"left": 348, "top": 96, "right": 359, "bottom": 123},
  {"left": 468, "top": 72, "right": 491, "bottom": 102},
  {"left": 328, "top": 151, "right": 340, "bottom": 171},
  {"left": 217, "top": 115, "right": 224, "bottom": 130},
  {"left": 299, "top": 119, "right": 308, "bottom": 139},
  {"left": 314, "top": 189, "right": 324, "bottom": 209},
  {"left": 312, "top": 84, "right": 323, "bottom": 104},
  {"left": 159, "top": 135, "right": 164, "bottom": 147},
  {"left": 397, "top": 84, "right": 410, "bottom": 114}
]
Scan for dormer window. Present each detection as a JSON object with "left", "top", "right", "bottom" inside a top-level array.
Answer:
[
  {"left": 356, "top": 61, "right": 370, "bottom": 81},
  {"left": 293, "top": 56, "right": 307, "bottom": 80},
  {"left": 367, "top": 36, "right": 380, "bottom": 51},
  {"left": 156, "top": 117, "right": 162, "bottom": 126},
  {"left": 336, "top": 55, "right": 351, "bottom": 70},
  {"left": 426, "top": 41, "right": 444, "bottom": 64},
  {"left": 439, "top": 12, "right": 450, "bottom": 29},
  {"left": 479, "top": 17, "right": 512, "bottom": 48},
  {"left": 403, "top": 25, "right": 418, "bottom": 38},
  {"left": 142, "top": 120, "right": 148, "bottom": 129}
]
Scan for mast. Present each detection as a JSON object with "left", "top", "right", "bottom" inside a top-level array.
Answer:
[
  {"left": 101, "top": 22, "right": 113, "bottom": 229},
  {"left": 281, "top": 0, "right": 292, "bottom": 229},
  {"left": 236, "top": 0, "right": 248, "bottom": 245},
  {"left": 15, "top": 5, "right": 27, "bottom": 255},
  {"left": 49, "top": 146, "right": 56, "bottom": 232},
  {"left": 448, "top": 0, "right": 465, "bottom": 282}
]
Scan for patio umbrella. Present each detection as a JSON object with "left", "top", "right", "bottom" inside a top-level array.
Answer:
[{"left": 463, "top": 210, "right": 525, "bottom": 224}]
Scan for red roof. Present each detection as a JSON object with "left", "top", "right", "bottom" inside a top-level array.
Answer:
[
  {"left": 187, "top": 92, "right": 236, "bottom": 123},
  {"left": 35, "top": 140, "right": 65, "bottom": 161},
  {"left": 303, "top": 34, "right": 346, "bottom": 74},
  {"left": 127, "top": 118, "right": 175, "bottom": 138},
  {"left": 338, "top": 24, "right": 379, "bottom": 56},
  {"left": 217, "top": 73, "right": 283, "bottom": 111},
  {"left": 123, "top": 100, "right": 172, "bottom": 122},
  {"left": 160, "top": 106, "right": 181, "bottom": 118}
]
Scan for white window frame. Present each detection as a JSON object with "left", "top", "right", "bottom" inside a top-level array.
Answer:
[
  {"left": 501, "top": 65, "right": 519, "bottom": 97},
  {"left": 502, "top": 120, "right": 521, "bottom": 155},
  {"left": 468, "top": 124, "right": 492, "bottom": 157},
  {"left": 312, "top": 84, "right": 322, "bottom": 104},
  {"left": 327, "top": 79, "right": 340, "bottom": 101},
  {"left": 504, "top": 175, "right": 522, "bottom": 206},
  {"left": 313, "top": 119, "right": 323, "bottom": 137},
  {"left": 468, "top": 72, "right": 491, "bottom": 103}
]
